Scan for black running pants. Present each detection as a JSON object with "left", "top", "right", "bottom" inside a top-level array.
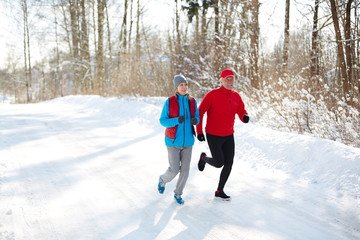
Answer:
[{"left": 205, "top": 133, "right": 235, "bottom": 192}]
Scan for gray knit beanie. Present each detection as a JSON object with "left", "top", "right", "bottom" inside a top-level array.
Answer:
[{"left": 173, "top": 75, "right": 187, "bottom": 89}]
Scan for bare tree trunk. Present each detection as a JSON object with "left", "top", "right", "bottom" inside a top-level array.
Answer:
[
  {"left": 69, "top": 0, "right": 79, "bottom": 59},
  {"left": 105, "top": 0, "right": 113, "bottom": 90},
  {"left": 135, "top": 0, "right": 141, "bottom": 60},
  {"left": 26, "top": 7, "right": 32, "bottom": 102},
  {"left": 128, "top": 0, "right": 134, "bottom": 53},
  {"left": 22, "top": 0, "right": 31, "bottom": 103},
  {"left": 310, "top": 0, "right": 320, "bottom": 81},
  {"left": 80, "top": 0, "right": 91, "bottom": 92},
  {"left": 96, "top": 0, "right": 105, "bottom": 92},
  {"left": 53, "top": 5, "right": 62, "bottom": 97},
  {"left": 60, "top": 3, "right": 72, "bottom": 57},
  {"left": 92, "top": 0, "right": 97, "bottom": 56},
  {"left": 200, "top": 1, "right": 208, "bottom": 56},
  {"left": 195, "top": 10, "right": 199, "bottom": 43},
  {"left": 282, "top": 0, "right": 290, "bottom": 75},
  {"left": 69, "top": 0, "right": 80, "bottom": 91},
  {"left": 329, "top": 0, "right": 348, "bottom": 95},
  {"left": 23, "top": 0, "right": 29, "bottom": 103},
  {"left": 135, "top": 0, "right": 141, "bottom": 88},
  {"left": 355, "top": 0, "right": 360, "bottom": 93},
  {"left": 116, "top": 0, "right": 128, "bottom": 91},
  {"left": 214, "top": 0, "right": 219, "bottom": 44},
  {"left": 175, "top": 0, "right": 181, "bottom": 54},
  {"left": 173, "top": 0, "right": 182, "bottom": 73},
  {"left": 119, "top": 0, "right": 128, "bottom": 52},
  {"left": 221, "top": 1, "right": 228, "bottom": 37},
  {"left": 250, "top": 0, "right": 259, "bottom": 88},
  {"left": 344, "top": 0, "right": 354, "bottom": 88},
  {"left": 58, "top": 1, "right": 74, "bottom": 95},
  {"left": 213, "top": 0, "right": 221, "bottom": 75}
]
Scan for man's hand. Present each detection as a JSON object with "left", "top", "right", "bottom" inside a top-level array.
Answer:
[
  {"left": 243, "top": 115, "right": 249, "bottom": 123},
  {"left": 197, "top": 134, "right": 205, "bottom": 142}
]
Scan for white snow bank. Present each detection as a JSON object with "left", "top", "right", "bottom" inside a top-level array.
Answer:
[{"left": 0, "top": 95, "right": 359, "bottom": 240}]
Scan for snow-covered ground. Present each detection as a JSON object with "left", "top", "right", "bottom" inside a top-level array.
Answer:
[{"left": 0, "top": 95, "right": 359, "bottom": 240}]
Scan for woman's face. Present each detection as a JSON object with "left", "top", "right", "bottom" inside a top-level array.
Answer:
[{"left": 177, "top": 82, "right": 188, "bottom": 95}]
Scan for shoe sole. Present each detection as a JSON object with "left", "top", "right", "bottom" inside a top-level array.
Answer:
[
  {"left": 174, "top": 198, "right": 184, "bottom": 204},
  {"left": 198, "top": 153, "right": 206, "bottom": 171},
  {"left": 198, "top": 162, "right": 205, "bottom": 171},
  {"left": 215, "top": 196, "right": 231, "bottom": 201},
  {"left": 158, "top": 186, "right": 165, "bottom": 194},
  {"left": 158, "top": 179, "right": 165, "bottom": 194}
]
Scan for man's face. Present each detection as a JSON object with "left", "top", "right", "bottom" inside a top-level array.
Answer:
[
  {"left": 221, "top": 76, "right": 234, "bottom": 90},
  {"left": 177, "top": 82, "right": 188, "bottom": 95}
]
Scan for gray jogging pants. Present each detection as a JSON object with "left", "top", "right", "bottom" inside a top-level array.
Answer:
[{"left": 160, "top": 146, "right": 193, "bottom": 196}]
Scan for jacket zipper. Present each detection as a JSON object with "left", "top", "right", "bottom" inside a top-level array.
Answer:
[{"left": 182, "top": 97, "right": 186, "bottom": 147}]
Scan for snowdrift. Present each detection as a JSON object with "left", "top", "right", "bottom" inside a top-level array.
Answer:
[{"left": 0, "top": 95, "right": 359, "bottom": 239}]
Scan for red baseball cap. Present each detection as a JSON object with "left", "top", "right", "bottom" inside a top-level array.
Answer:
[{"left": 220, "top": 69, "right": 235, "bottom": 79}]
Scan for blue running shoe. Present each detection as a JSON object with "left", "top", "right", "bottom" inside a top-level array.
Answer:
[
  {"left": 158, "top": 178, "right": 165, "bottom": 194},
  {"left": 174, "top": 194, "right": 184, "bottom": 204}
]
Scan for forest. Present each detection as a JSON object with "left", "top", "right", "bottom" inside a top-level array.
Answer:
[{"left": 0, "top": 0, "right": 359, "bottom": 147}]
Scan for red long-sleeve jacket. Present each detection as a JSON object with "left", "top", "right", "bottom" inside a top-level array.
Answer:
[{"left": 196, "top": 86, "right": 248, "bottom": 136}]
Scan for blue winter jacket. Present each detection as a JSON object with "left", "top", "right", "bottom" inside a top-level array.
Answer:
[{"left": 160, "top": 94, "right": 200, "bottom": 147}]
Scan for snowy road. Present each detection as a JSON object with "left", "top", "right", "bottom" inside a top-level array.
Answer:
[{"left": 1, "top": 96, "right": 359, "bottom": 240}]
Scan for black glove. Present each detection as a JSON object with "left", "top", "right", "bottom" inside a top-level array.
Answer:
[
  {"left": 190, "top": 117, "right": 198, "bottom": 125},
  {"left": 243, "top": 115, "right": 249, "bottom": 123},
  {"left": 178, "top": 116, "right": 185, "bottom": 124},
  {"left": 197, "top": 134, "right": 205, "bottom": 142}
]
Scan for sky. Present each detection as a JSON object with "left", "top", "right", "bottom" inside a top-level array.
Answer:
[
  {"left": 0, "top": 0, "right": 304, "bottom": 69},
  {"left": 0, "top": 95, "right": 359, "bottom": 239}
]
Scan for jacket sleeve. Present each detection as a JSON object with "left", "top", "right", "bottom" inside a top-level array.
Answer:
[
  {"left": 196, "top": 92, "right": 211, "bottom": 134},
  {"left": 194, "top": 99, "right": 200, "bottom": 125},
  {"left": 237, "top": 95, "right": 248, "bottom": 123},
  {"left": 159, "top": 99, "right": 179, "bottom": 127}
]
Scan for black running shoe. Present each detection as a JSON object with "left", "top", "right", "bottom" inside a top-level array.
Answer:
[
  {"left": 215, "top": 190, "right": 231, "bottom": 200},
  {"left": 198, "top": 152, "right": 206, "bottom": 171}
]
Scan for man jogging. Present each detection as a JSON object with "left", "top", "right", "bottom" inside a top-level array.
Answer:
[{"left": 196, "top": 69, "right": 249, "bottom": 200}]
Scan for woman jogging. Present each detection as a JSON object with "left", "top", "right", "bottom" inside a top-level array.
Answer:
[{"left": 158, "top": 74, "right": 200, "bottom": 205}]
